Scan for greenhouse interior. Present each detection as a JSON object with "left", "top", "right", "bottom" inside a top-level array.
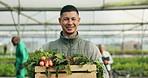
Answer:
[{"left": 0, "top": 0, "right": 148, "bottom": 78}]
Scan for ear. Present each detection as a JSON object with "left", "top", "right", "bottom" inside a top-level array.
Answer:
[
  {"left": 78, "top": 17, "right": 81, "bottom": 24},
  {"left": 58, "top": 18, "right": 61, "bottom": 23}
]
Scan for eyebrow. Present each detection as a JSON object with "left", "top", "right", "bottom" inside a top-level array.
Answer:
[{"left": 63, "top": 17, "right": 77, "bottom": 18}]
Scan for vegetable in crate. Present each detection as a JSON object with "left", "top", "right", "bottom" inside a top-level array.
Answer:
[{"left": 23, "top": 49, "right": 104, "bottom": 78}]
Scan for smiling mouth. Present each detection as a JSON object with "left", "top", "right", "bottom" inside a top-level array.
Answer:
[
  {"left": 67, "top": 27, "right": 73, "bottom": 30},
  {"left": 66, "top": 25, "right": 74, "bottom": 30}
]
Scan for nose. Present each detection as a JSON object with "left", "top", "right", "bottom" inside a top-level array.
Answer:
[{"left": 68, "top": 19, "right": 73, "bottom": 25}]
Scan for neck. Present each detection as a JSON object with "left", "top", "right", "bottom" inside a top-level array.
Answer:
[
  {"left": 100, "top": 51, "right": 103, "bottom": 55},
  {"left": 101, "top": 52, "right": 103, "bottom": 55},
  {"left": 63, "top": 31, "right": 77, "bottom": 38}
]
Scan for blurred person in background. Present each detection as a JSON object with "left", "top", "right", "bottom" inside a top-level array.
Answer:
[
  {"left": 99, "top": 44, "right": 113, "bottom": 76},
  {"left": 11, "top": 36, "right": 28, "bottom": 78},
  {"left": 3, "top": 44, "right": 7, "bottom": 55},
  {"left": 44, "top": 5, "right": 109, "bottom": 78}
]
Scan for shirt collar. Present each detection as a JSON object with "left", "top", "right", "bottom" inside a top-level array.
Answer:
[{"left": 62, "top": 31, "right": 78, "bottom": 38}]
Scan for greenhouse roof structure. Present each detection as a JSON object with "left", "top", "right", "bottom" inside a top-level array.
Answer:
[{"left": 0, "top": 0, "right": 148, "bottom": 38}]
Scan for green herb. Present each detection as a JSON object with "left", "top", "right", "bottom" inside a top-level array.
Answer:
[
  {"left": 23, "top": 49, "right": 104, "bottom": 78},
  {"left": 65, "top": 64, "right": 72, "bottom": 74}
]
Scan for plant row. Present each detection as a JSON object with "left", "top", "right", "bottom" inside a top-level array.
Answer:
[{"left": 112, "top": 57, "right": 148, "bottom": 76}]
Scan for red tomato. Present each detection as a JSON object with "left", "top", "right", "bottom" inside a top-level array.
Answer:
[
  {"left": 39, "top": 61, "right": 44, "bottom": 66},
  {"left": 48, "top": 59, "right": 53, "bottom": 66},
  {"left": 45, "top": 63, "right": 49, "bottom": 67},
  {"left": 44, "top": 60, "right": 49, "bottom": 67},
  {"left": 41, "top": 56, "right": 46, "bottom": 61}
]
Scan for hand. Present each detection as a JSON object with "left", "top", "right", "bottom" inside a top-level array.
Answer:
[{"left": 103, "top": 60, "right": 109, "bottom": 65}]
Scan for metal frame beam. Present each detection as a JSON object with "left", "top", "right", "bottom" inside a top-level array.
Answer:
[
  {"left": 0, "top": 22, "right": 147, "bottom": 26},
  {"left": 0, "top": 1, "right": 45, "bottom": 25},
  {"left": 0, "top": 5, "right": 148, "bottom": 11},
  {"left": 0, "top": 29, "right": 147, "bottom": 32},
  {"left": 1, "top": 33, "right": 148, "bottom": 38}
]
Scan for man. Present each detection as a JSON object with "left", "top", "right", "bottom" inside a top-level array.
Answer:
[
  {"left": 44, "top": 5, "right": 109, "bottom": 77},
  {"left": 99, "top": 44, "right": 113, "bottom": 76},
  {"left": 11, "top": 36, "right": 28, "bottom": 78}
]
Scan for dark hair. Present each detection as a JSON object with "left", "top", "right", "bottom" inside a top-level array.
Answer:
[
  {"left": 11, "top": 36, "right": 20, "bottom": 42},
  {"left": 98, "top": 44, "right": 103, "bottom": 47},
  {"left": 60, "top": 5, "right": 79, "bottom": 16}
]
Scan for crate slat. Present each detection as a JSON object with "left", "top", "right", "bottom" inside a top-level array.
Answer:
[
  {"left": 35, "top": 65, "right": 97, "bottom": 78},
  {"left": 35, "top": 73, "right": 96, "bottom": 78},
  {"left": 35, "top": 66, "right": 46, "bottom": 72},
  {"left": 35, "top": 65, "right": 96, "bottom": 72}
]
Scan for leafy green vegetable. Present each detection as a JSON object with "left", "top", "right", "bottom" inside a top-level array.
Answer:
[
  {"left": 65, "top": 64, "right": 72, "bottom": 74},
  {"left": 94, "top": 60, "right": 104, "bottom": 78},
  {"left": 23, "top": 49, "right": 104, "bottom": 78}
]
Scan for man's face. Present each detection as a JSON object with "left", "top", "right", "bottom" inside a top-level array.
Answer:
[
  {"left": 12, "top": 38, "right": 19, "bottom": 46},
  {"left": 99, "top": 46, "right": 105, "bottom": 53},
  {"left": 58, "top": 11, "right": 80, "bottom": 36}
]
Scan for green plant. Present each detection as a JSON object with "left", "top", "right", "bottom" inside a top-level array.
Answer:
[
  {"left": 108, "top": 50, "right": 148, "bottom": 55},
  {"left": 0, "top": 63, "right": 15, "bottom": 76},
  {"left": 112, "top": 57, "right": 148, "bottom": 76},
  {"left": 23, "top": 49, "right": 104, "bottom": 78},
  {"left": 0, "top": 57, "right": 15, "bottom": 62}
]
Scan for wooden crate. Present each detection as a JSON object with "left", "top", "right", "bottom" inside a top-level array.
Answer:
[{"left": 35, "top": 65, "right": 97, "bottom": 78}]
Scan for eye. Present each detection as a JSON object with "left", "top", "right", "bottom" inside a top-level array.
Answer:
[
  {"left": 72, "top": 18, "right": 76, "bottom": 21},
  {"left": 63, "top": 18, "right": 68, "bottom": 20}
]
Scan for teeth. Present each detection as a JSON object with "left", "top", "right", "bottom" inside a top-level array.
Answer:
[{"left": 66, "top": 26, "right": 74, "bottom": 28}]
